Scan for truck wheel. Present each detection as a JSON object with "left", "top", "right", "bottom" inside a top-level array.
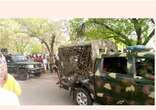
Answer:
[
  {"left": 34, "top": 72, "right": 41, "bottom": 77},
  {"left": 74, "top": 88, "right": 93, "bottom": 105},
  {"left": 18, "top": 73, "right": 29, "bottom": 80}
]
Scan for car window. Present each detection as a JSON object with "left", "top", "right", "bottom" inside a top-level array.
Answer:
[
  {"left": 12, "top": 55, "right": 28, "bottom": 62},
  {"left": 102, "top": 57, "right": 127, "bottom": 74},
  {"left": 135, "top": 57, "right": 154, "bottom": 80}
]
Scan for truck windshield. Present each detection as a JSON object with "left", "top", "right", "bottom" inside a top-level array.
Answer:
[{"left": 12, "top": 55, "right": 28, "bottom": 62}]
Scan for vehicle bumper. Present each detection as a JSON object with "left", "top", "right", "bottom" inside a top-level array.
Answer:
[{"left": 27, "top": 68, "right": 44, "bottom": 74}]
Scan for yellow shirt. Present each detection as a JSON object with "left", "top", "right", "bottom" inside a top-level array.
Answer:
[{"left": 3, "top": 74, "right": 22, "bottom": 96}]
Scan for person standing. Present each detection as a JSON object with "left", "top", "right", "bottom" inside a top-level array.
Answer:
[{"left": 43, "top": 55, "right": 48, "bottom": 71}]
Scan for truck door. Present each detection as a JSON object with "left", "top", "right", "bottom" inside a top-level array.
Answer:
[
  {"left": 94, "top": 57, "right": 133, "bottom": 104},
  {"left": 134, "top": 57, "right": 154, "bottom": 104}
]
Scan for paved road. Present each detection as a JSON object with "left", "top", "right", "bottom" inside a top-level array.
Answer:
[{"left": 18, "top": 73, "right": 75, "bottom": 105}]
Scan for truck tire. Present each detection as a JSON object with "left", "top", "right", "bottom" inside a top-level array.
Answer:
[{"left": 74, "top": 88, "right": 93, "bottom": 105}]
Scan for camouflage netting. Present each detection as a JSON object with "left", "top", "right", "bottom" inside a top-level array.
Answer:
[{"left": 58, "top": 40, "right": 118, "bottom": 77}]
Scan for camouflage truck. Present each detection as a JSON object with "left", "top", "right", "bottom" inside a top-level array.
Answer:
[{"left": 57, "top": 40, "right": 154, "bottom": 105}]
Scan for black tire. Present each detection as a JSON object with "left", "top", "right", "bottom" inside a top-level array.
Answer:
[
  {"left": 74, "top": 88, "right": 93, "bottom": 105},
  {"left": 34, "top": 72, "right": 41, "bottom": 77},
  {"left": 17, "top": 68, "right": 29, "bottom": 80},
  {"left": 18, "top": 73, "right": 29, "bottom": 80}
]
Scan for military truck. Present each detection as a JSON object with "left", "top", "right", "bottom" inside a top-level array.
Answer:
[{"left": 57, "top": 40, "right": 154, "bottom": 105}]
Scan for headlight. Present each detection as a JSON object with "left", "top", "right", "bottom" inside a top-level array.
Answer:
[{"left": 27, "top": 65, "right": 34, "bottom": 68}]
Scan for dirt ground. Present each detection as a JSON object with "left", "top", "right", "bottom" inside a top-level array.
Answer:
[{"left": 18, "top": 73, "right": 75, "bottom": 105}]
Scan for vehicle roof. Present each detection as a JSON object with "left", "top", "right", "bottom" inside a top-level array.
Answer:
[
  {"left": 5, "top": 54, "right": 26, "bottom": 57},
  {"left": 102, "top": 51, "right": 154, "bottom": 59},
  {"left": 136, "top": 52, "right": 154, "bottom": 58},
  {"left": 59, "top": 40, "right": 115, "bottom": 48}
]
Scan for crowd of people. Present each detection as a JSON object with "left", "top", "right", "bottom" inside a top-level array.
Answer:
[
  {"left": 27, "top": 54, "right": 49, "bottom": 71},
  {"left": 27, "top": 54, "right": 59, "bottom": 73}
]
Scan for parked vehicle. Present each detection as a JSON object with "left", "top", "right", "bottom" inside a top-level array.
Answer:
[
  {"left": 57, "top": 40, "right": 154, "bottom": 105},
  {"left": 4, "top": 54, "right": 44, "bottom": 80}
]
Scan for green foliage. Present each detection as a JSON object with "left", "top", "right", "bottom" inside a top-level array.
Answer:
[
  {"left": 0, "top": 18, "right": 66, "bottom": 55},
  {"left": 0, "top": 18, "right": 154, "bottom": 55},
  {"left": 68, "top": 18, "right": 85, "bottom": 40},
  {"left": 69, "top": 18, "right": 155, "bottom": 47},
  {"left": 27, "top": 39, "right": 43, "bottom": 54}
]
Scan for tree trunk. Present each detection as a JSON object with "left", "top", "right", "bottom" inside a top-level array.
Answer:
[
  {"left": 48, "top": 34, "right": 56, "bottom": 73},
  {"left": 131, "top": 18, "right": 142, "bottom": 45},
  {"left": 143, "top": 29, "right": 155, "bottom": 45},
  {"left": 143, "top": 19, "right": 155, "bottom": 45},
  {"left": 35, "top": 34, "right": 56, "bottom": 73}
]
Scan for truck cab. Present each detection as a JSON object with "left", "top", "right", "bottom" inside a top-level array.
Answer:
[{"left": 94, "top": 51, "right": 154, "bottom": 105}]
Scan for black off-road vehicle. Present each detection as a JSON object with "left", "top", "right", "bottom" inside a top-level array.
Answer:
[{"left": 5, "top": 54, "right": 44, "bottom": 80}]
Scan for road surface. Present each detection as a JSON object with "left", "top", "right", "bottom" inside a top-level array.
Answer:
[{"left": 18, "top": 73, "right": 75, "bottom": 105}]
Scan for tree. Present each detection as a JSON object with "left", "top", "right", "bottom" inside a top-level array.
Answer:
[
  {"left": 69, "top": 18, "right": 155, "bottom": 46},
  {"left": 15, "top": 18, "right": 65, "bottom": 72},
  {"left": 0, "top": 19, "right": 30, "bottom": 54},
  {"left": 0, "top": 18, "right": 67, "bottom": 72}
]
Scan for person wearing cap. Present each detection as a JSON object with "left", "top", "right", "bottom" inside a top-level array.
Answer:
[{"left": 0, "top": 52, "right": 22, "bottom": 96}]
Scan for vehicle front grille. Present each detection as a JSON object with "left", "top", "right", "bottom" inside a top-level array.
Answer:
[{"left": 34, "top": 64, "right": 42, "bottom": 68}]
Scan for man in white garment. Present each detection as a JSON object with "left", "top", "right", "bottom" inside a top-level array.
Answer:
[{"left": 0, "top": 52, "right": 20, "bottom": 105}]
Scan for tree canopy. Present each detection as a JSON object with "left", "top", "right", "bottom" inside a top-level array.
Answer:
[
  {"left": 68, "top": 18, "right": 155, "bottom": 47},
  {"left": 0, "top": 18, "right": 66, "bottom": 55},
  {"left": 0, "top": 18, "right": 154, "bottom": 55}
]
